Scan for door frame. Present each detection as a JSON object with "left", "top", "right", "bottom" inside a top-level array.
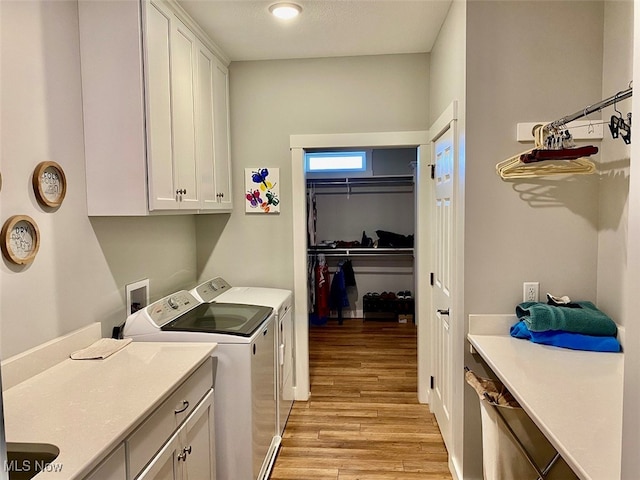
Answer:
[{"left": 290, "top": 131, "right": 431, "bottom": 401}]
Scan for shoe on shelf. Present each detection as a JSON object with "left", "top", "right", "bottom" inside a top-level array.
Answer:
[
  {"left": 404, "top": 290, "right": 412, "bottom": 299},
  {"left": 397, "top": 291, "right": 405, "bottom": 299}
]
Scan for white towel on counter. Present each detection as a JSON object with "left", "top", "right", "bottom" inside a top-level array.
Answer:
[{"left": 70, "top": 338, "right": 132, "bottom": 360}]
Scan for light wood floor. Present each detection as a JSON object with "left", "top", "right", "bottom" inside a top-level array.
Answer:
[{"left": 269, "top": 318, "right": 453, "bottom": 480}]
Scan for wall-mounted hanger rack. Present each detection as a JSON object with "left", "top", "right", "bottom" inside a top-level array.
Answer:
[
  {"left": 546, "top": 86, "right": 631, "bottom": 131},
  {"left": 497, "top": 86, "right": 633, "bottom": 180}
]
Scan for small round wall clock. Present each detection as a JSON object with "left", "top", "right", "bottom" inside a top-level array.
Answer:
[
  {"left": 1, "top": 215, "right": 40, "bottom": 265},
  {"left": 32, "top": 161, "right": 67, "bottom": 208}
]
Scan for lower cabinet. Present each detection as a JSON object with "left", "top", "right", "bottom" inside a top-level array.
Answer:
[
  {"left": 136, "top": 389, "right": 215, "bottom": 480},
  {"left": 85, "top": 444, "right": 127, "bottom": 480},
  {"left": 83, "top": 358, "right": 215, "bottom": 480}
]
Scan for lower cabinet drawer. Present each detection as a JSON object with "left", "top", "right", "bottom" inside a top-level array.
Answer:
[{"left": 127, "top": 358, "right": 214, "bottom": 478}]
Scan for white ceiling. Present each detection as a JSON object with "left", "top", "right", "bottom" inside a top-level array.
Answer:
[{"left": 178, "top": 0, "right": 453, "bottom": 62}]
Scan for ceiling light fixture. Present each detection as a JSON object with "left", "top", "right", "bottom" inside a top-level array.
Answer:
[{"left": 269, "top": 2, "right": 302, "bottom": 20}]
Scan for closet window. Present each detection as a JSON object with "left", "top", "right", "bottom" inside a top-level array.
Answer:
[{"left": 305, "top": 151, "right": 366, "bottom": 173}]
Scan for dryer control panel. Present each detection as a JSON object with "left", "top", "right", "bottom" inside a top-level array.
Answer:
[
  {"left": 194, "top": 277, "right": 231, "bottom": 303},
  {"left": 147, "top": 290, "right": 199, "bottom": 327}
]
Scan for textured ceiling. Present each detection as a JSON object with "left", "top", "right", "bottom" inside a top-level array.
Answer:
[{"left": 178, "top": 0, "right": 453, "bottom": 62}]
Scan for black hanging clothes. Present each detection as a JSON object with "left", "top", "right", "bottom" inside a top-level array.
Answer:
[
  {"left": 342, "top": 259, "right": 356, "bottom": 287},
  {"left": 330, "top": 262, "right": 350, "bottom": 325}
]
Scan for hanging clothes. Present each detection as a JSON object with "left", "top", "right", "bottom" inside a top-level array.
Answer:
[
  {"left": 315, "top": 254, "right": 330, "bottom": 321},
  {"left": 308, "top": 254, "right": 316, "bottom": 314},
  {"left": 342, "top": 259, "right": 356, "bottom": 287},
  {"left": 307, "top": 190, "right": 317, "bottom": 246},
  {"left": 330, "top": 261, "right": 350, "bottom": 325}
]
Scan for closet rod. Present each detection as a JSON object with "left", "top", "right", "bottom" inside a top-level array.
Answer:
[{"left": 547, "top": 86, "right": 632, "bottom": 129}]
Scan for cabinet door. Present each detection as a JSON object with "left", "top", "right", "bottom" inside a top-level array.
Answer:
[
  {"left": 85, "top": 444, "right": 126, "bottom": 480},
  {"left": 180, "top": 389, "right": 215, "bottom": 479},
  {"left": 145, "top": 0, "right": 178, "bottom": 211},
  {"left": 170, "top": 16, "right": 200, "bottom": 209},
  {"left": 136, "top": 431, "right": 181, "bottom": 480},
  {"left": 212, "top": 59, "right": 233, "bottom": 210},
  {"left": 197, "top": 45, "right": 232, "bottom": 212},
  {"left": 196, "top": 42, "right": 217, "bottom": 210}
]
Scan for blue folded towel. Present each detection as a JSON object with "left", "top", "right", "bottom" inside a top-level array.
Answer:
[
  {"left": 516, "top": 301, "right": 617, "bottom": 336},
  {"left": 510, "top": 321, "right": 621, "bottom": 352}
]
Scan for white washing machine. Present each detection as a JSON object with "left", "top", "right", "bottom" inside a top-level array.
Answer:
[
  {"left": 123, "top": 290, "right": 277, "bottom": 480},
  {"left": 191, "top": 277, "right": 294, "bottom": 438}
]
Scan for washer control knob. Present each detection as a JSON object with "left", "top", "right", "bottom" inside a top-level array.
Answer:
[{"left": 168, "top": 297, "right": 179, "bottom": 310}]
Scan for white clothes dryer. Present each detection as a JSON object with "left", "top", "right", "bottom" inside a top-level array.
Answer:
[
  {"left": 191, "top": 277, "right": 294, "bottom": 438},
  {"left": 123, "top": 290, "right": 277, "bottom": 480}
]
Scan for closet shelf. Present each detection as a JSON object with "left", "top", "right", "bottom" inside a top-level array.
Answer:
[
  {"left": 308, "top": 246, "right": 414, "bottom": 258},
  {"left": 306, "top": 175, "right": 414, "bottom": 189}
]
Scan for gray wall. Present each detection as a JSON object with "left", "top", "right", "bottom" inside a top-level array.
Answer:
[
  {"left": 462, "top": 1, "right": 610, "bottom": 479},
  {"left": 465, "top": 0, "right": 603, "bottom": 315},
  {"left": 597, "top": 1, "right": 633, "bottom": 326},
  {"left": 196, "top": 54, "right": 430, "bottom": 288},
  {"left": 0, "top": 0, "right": 198, "bottom": 358}
]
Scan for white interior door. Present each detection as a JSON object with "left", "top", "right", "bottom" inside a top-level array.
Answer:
[{"left": 431, "top": 118, "right": 455, "bottom": 451}]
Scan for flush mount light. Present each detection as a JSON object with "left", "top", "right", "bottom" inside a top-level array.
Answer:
[{"left": 269, "top": 2, "right": 302, "bottom": 19}]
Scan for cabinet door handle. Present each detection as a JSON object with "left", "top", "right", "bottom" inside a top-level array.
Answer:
[
  {"left": 437, "top": 309, "right": 450, "bottom": 315},
  {"left": 177, "top": 446, "right": 192, "bottom": 462},
  {"left": 174, "top": 400, "right": 189, "bottom": 414}
]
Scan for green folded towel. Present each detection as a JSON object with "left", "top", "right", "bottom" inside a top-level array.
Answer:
[{"left": 516, "top": 301, "right": 617, "bottom": 336}]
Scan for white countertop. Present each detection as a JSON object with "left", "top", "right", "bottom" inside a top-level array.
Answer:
[
  {"left": 467, "top": 315, "right": 623, "bottom": 480},
  {"left": 3, "top": 341, "right": 217, "bottom": 479}
]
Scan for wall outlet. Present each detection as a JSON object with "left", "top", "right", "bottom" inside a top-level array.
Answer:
[{"left": 523, "top": 282, "right": 539, "bottom": 302}]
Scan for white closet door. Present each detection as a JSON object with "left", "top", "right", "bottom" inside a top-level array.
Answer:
[{"left": 431, "top": 121, "right": 454, "bottom": 451}]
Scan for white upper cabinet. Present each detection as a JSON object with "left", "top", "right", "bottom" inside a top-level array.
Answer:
[
  {"left": 196, "top": 42, "right": 232, "bottom": 211},
  {"left": 79, "top": 0, "right": 232, "bottom": 215}
]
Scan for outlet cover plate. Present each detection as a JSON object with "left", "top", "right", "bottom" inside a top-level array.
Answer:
[
  {"left": 523, "top": 282, "right": 539, "bottom": 302},
  {"left": 126, "top": 279, "right": 150, "bottom": 317}
]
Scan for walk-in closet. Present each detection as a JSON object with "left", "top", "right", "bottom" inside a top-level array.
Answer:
[{"left": 306, "top": 147, "right": 417, "bottom": 324}]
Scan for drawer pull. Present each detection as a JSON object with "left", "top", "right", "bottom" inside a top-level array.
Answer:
[{"left": 174, "top": 400, "right": 189, "bottom": 414}]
